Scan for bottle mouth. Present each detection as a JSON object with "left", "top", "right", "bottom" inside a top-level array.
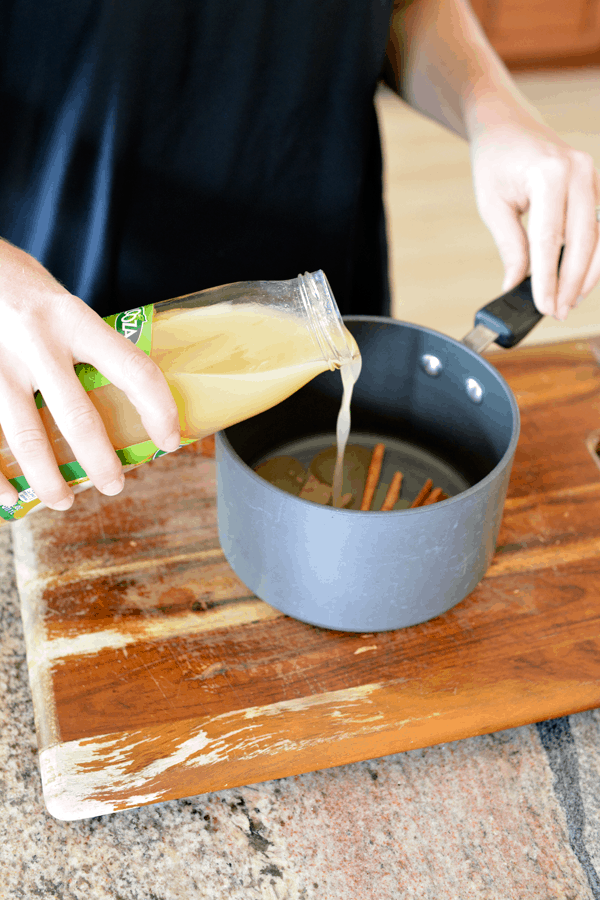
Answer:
[{"left": 298, "top": 271, "right": 356, "bottom": 370}]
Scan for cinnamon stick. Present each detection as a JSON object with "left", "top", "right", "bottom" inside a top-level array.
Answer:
[
  {"left": 360, "top": 443, "right": 385, "bottom": 511},
  {"left": 410, "top": 478, "right": 433, "bottom": 508},
  {"left": 380, "top": 471, "right": 403, "bottom": 511},
  {"left": 422, "top": 486, "right": 444, "bottom": 506}
]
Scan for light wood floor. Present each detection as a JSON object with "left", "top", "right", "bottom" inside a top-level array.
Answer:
[{"left": 377, "top": 68, "right": 600, "bottom": 346}]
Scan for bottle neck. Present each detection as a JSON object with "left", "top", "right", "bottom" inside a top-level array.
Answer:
[{"left": 298, "top": 271, "right": 355, "bottom": 370}]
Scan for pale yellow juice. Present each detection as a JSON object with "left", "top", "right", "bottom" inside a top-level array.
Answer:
[
  {"left": 0, "top": 303, "right": 354, "bottom": 481},
  {"left": 331, "top": 355, "right": 362, "bottom": 507},
  {"left": 151, "top": 303, "right": 337, "bottom": 440}
]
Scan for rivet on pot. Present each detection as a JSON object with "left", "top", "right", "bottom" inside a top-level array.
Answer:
[
  {"left": 466, "top": 376, "right": 484, "bottom": 404},
  {"left": 420, "top": 354, "right": 443, "bottom": 377}
]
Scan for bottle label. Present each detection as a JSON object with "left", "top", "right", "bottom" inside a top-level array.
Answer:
[
  {"left": 1, "top": 304, "right": 197, "bottom": 522},
  {"left": 34, "top": 305, "right": 154, "bottom": 409}
]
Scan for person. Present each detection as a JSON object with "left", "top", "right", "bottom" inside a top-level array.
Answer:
[{"left": 0, "top": 0, "right": 598, "bottom": 514}]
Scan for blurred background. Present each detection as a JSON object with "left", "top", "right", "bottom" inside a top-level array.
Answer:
[{"left": 380, "top": 0, "right": 600, "bottom": 345}]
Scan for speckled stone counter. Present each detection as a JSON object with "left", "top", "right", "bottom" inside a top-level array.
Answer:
[{"left": 2, "top": 525, "right": 600, "bottom": 900}]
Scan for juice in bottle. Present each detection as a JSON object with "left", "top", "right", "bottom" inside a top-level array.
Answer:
[{"left": 0, "top": 271, "right": 360, "bottom": 522}]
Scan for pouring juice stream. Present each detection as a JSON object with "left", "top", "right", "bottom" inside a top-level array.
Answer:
[{"left": 332, "top": 356, "right": 362, "bottom": 507}]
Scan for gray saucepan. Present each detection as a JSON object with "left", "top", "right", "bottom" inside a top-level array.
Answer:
[{"left": 215, "top": 276, "right": 543, "bottom": 632}]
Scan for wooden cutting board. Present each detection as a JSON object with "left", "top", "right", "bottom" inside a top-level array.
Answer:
[{"left": 11, "top": 339, "right": 600, "bottom": 821}]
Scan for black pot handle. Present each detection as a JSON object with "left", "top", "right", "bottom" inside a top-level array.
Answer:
[
  {"left": 473, "top": 276, "right": 542, "bottom": 349},
  {"left": 474, "top": 248, "right": 564, "bottom": 349}
]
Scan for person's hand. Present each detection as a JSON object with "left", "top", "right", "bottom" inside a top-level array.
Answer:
[
  {"left": 387, "top": 0, "right": 600, "bottom": 320},
  {"left": 469, "top": 115, "right": 600, "bottom": 320},
  {"left": 0, "top": 240, "right": 180, "bottom": 511}
]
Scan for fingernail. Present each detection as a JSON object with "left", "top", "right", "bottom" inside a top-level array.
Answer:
[
  {"left": 102, "top": 476, "right": 125, "bottom": 496},
  {"left": 163, "top": 431, "right": 181, "bottom": 453},
  {"left": 0, "top": 494, "right": 18, "bottom": 508},
  {"left": 50, "top": 496, "right": 74, "bottom": 511},
  {"left": 575, "top": 295, "right": 584, "bottom": 307}
]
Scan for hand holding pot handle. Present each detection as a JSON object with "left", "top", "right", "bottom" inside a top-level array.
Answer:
[
  {"left": 474, "top": 246, "right": 567, "bottom": 349},
  {"left": 474, "top": 276, "right": 543, "bottom": 349}
]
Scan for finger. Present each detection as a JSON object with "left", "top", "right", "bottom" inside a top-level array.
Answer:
[
  {"left": 73, "top": 319, "right": 180, "bottom": 452},
  {"left": 28, "top": 352, "right": 126, "bottom": 497},
  {"left": 0, "top": 471, "right": 19, "bottom": 508},
  {"left": 0, "top": 429, "right": 20, "bottom": 506},
  {"left": 555, "top": 153, "right": 598, "bottom": 319},
  {"left": 476, "top": 196, "right": 530, "bottom": 293},
  {"left": 0, "top": 374, "right": 74, "bottom": 511},
  {"left": 527, "top": 161, "right": 569, "bottom": 317},
  {"left": 580, "top": 216, "right": 600, "bottom": 297}
]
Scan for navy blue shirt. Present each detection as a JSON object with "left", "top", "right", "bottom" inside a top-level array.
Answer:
[{"left": 0, "top": 0, "right": 394, "bottom": 317}]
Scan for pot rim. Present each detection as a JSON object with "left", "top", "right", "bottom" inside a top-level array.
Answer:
[{"left": 217, "top": 314, "right": 521, "bottom": 516}]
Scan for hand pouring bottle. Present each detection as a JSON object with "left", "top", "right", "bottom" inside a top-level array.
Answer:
[{"left": 0, "top": 270, "right": 359, "bottom": 523}]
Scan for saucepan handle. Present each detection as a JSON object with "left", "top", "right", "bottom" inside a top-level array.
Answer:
[
  {"left": 474, "top": 276, "right": 543, "bottom": 349},
  {"left": 473, "top": 247, "right": 567, "bottom": 349}
]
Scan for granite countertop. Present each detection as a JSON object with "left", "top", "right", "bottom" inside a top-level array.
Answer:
[{"left": 2, "top": 524, "right": 600, "bottom": 900}]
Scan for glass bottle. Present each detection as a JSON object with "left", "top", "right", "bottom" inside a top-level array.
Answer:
[{"left": 0, "top": 271, "right": 359, "bottom": 522}]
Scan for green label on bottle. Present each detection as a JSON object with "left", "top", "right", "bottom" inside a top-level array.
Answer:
[
  {"left": 1, "top": 303, "right": 199, "bottom": 523},
  {"left": 0, "top": 437, "right": 199, "bottom": 522},
  {"left": 0, "top": 462, "right": 88, "bottom": 521},
  {"left": 35, "top": 304, "right": 154, "bottom": 408}
]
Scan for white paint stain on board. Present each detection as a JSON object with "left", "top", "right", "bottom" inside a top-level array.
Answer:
[
  {"left": 242, "top": 681, "right": 381, "bottom": 718},
  {"left": 31, "top": 600, "right": 283, "bottom": 662},
  {"left": 39, "top": 681, "right": 384, "bottom": 821},
  {"left": 40, "top": 726, "right": 215, "bottom": 821}
]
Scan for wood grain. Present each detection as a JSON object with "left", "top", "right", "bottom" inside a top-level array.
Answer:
[{"left": 12, "top": 339, "right": 600, "bottom": 820}]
